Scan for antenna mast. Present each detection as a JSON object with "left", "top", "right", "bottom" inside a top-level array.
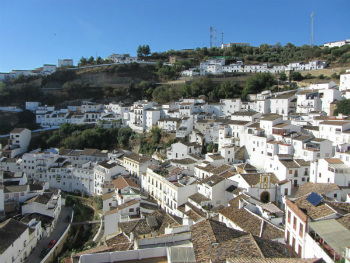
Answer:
[
  {"left": 221, "top": 32, "right": 224, "bottom": 47},
  {"left": 214, "top": 29, "right": 217, "bottom": 47},
  {"left": 210, "top": 26, "right": 213, "bottom": 48},
  {"left": 311, "top": 12, "right": 314, "bottom": 47}
]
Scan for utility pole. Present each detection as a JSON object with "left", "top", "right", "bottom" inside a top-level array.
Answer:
[
  {"left": 210, "top": 27, "right": 213, "bottom": 48},
  {"left": 311, "top": 12, "right": 314, "bottom": 47}
]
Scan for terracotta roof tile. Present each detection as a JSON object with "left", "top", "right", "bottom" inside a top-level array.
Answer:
[
  {"left": 190, "top": 219, "right": 293, "bottom": 263},
  {"left": 324, "top": 158, "right": 344, "bottom": 164},
  {"left": 336, "top": 214, "right": 350, "bottom": 231},
  {"left": 293, "top": 195, "right": 337, "bottom": 221},
  {"left": 189, "top": 193, "right": 210, "bottom": 204},
  {"left": 219, "top": 206, "right": 284, "bottom": 239},
  {"left": 295, "top": 182, "right": 339, "bottom": 198},
  {"left": 0, "top": 219, "right": 30, "bottom": 254},
  {"left": 105, "top": 199, "right": 139, "bottom": 216},
  {"left": 112, "top": 176, "right": 140, "bottom": 190},
  {"left": 200, "top": 174, "right": 225, "bottom": 187}
]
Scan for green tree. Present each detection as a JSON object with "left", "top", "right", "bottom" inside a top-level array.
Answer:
[
  {"left": 46, "top": 134, "right": 62, "bottom": 147},
  {"left": 152, "top": 86, "right": 170, "bottom": 103},
  {"left": 88, "top": 56, "right": 95, "bottom": 64},
  {"left": 279, "top": 72, "right": 287, "bottom": 81},
  {"left": 96, "top": 56, "right": 103, "bottom": 64},
  {"left": 150, "top": 127, "right": 162, "bottom": 144},
  {"left": 79, "top": 57, "right": 87, "bottom": 66},
  {"left": 137, "top": 45, "right": 151, "bottom": 57},
  {"left": 137, "top": 45, "right": 143, "bottom": 57},
  {"left": 182, "top": 83, "right": 192, "bottom": 98},
  {"left": 290, "top": 71, "right": 303, "bottom": 81},
  {"left": 334, "top": 99, "right": 350, "bottom": 116},
  {"left": 206, "top": 142, "right": 218, "bottom": 153},
  {"left": 118, "top": 127, "right": 132, "bottom": 148},
  {"left": 157, "top": 65, "right": 176, "bottom": 80},
  {"left": 242, "top": 73, "right": 276, "bottom": 100},
  {"left": 17, "top": 110, "right": 36, "bottom": 125},
  {"left": 0, "top": 120, "right": 11, "bottom": 135},
  {"left": 144, "top": 44, "right": 150, "bottom": 56},
  {"left": 331, "top": 73, "right": 339, "bottom": 79}
]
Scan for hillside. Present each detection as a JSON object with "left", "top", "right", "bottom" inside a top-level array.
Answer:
[
  {"left": 0, "top": 63, "right": 159, "bottom": 107},
  {"left": 2, "top": 43, "right": 350, "bottom": 108}
]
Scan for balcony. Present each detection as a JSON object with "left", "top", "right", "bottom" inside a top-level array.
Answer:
[
  {"left": 303, "top": 143, "right": 320, "bottom": 152},
  {"left": 336, "top": 147, "right": 350, "bottom": 153},
  {"left": 308, "top": 230, "right": 341, "bottom": 262},
  {"left": 298, "top": 103, "right": 314, "bottom": 108},
  {"left": 272, "top": 129, "right": 290, "bottom": 136}
]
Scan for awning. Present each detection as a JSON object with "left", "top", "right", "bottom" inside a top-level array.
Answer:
[{"left": 309, "top": 219, "right": 350, "bottom": 256}]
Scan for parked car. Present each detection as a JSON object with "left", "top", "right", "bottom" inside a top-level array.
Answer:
[
  {"left": 40, "top": 248, "right": 48, "bottom": 258},
  {"left": 47, "top": 240, "right": 56, "bottom": 250}
]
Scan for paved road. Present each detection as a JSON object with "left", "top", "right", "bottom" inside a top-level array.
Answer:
[{"left": 25, "top": 206, "right": 73, "bottom": 263}]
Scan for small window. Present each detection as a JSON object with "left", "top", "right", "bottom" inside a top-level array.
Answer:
[{"left": 287, "top": 210, "right": 291, "bottom": 223}]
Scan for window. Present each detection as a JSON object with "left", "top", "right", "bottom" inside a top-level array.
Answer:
[
  {"left": 299, "top": 223, "right": 303, "bottom": 237},
  {"left": 129, "top": 208, "right": 134, "bottom": 212},
  {"left": 293, "top": 217, "right": 297, "bottom": 230},
  {"left": 287, "top": 210, "right": 291, "bottom": 223}
]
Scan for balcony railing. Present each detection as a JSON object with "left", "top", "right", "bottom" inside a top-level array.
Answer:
[
  {"left": 303, "top": 144, "right": 320, "bottom": 151},
  {"left": 308, "top": 231, "right": 341, "bottom": 262},
  {"left": 272, "top": 129, "right": 289, "bottom": 136}
]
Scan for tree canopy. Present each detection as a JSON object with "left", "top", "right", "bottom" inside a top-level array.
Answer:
[
  {"left": 137, "top": 45, "right": 151, "bottom": 57},
  {"left": 334, "top": 99, "right": 350, "bottom": 116},
  {"left": 242, "top": 73, "right": 276, "bottom": 99}
]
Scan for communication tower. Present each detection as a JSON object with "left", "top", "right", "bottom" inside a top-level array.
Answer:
[
  {"left": 311, "top": 12, "right": 314, "bottom": 47},
  {"left": 214, "top": 29, "right": 217, "bottom": 47}
]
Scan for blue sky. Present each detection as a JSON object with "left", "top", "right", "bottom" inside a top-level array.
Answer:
[{"left": 0, "top": 0, "right": 349, "bottom": 72}]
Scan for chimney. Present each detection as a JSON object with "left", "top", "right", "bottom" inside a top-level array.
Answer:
[{"left": 238, "top": 198, "right": 245, "bottom": 209}]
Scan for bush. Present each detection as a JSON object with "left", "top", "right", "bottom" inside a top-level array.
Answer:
[
  {"left": 290, "top": 71, "right": 303, "bottom": 81},
  {"left": 331, "top": 73, "right": 339, "bottom": 79}
]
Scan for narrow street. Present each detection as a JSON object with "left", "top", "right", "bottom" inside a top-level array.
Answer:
[{"left": 25, "top": 206, "right": 73, "bottom": 263}]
